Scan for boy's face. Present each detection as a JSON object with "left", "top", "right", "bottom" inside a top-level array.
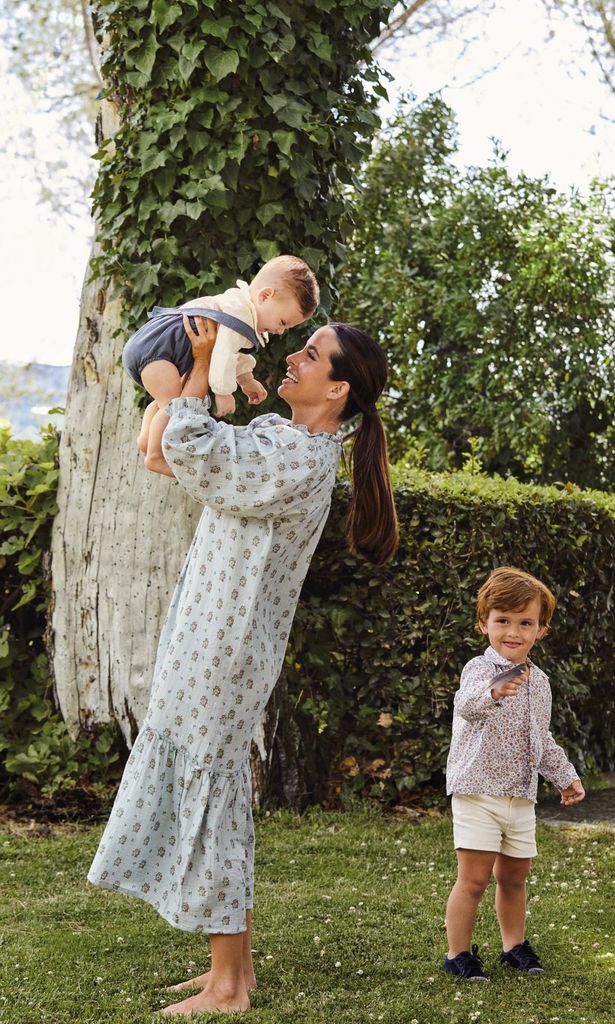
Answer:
[
  {"left": 479, "top": 596, "right": 546, "bottom": 663},
  {"left": 254, "top": 287, "right": 308, "bottom": 335}
]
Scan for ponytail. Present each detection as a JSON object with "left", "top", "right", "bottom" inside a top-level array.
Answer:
[{"left": 329, "top": 324, "right": 399, "bottom": 565}]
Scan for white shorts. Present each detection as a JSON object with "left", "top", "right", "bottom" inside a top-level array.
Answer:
[{"left": 451, "top": 793, "right": 537, "bottom": 859}]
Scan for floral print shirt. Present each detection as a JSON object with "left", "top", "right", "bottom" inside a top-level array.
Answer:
[{"left": 446, "top": 645, "right": 579, "bottom": 802}]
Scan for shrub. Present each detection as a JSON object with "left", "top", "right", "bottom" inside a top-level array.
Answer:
[
  {"left": 4, "top": 426, "right": 615, "bottom": 805},
  {"left": 287, "top": 465, "right": 615, "bottom": 804},
  {"left": 0, "top": 424, "right": 122, "bottom": 798}
]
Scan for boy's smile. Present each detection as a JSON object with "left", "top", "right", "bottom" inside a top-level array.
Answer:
[{"left": 479, "top": 595, "right": 546, "bottom": 663}]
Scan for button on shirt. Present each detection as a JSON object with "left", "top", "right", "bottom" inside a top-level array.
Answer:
[{"left": 446, "top": 646, "right": 578, "bottom": 802}]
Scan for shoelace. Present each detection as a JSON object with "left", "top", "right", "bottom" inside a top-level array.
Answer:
[
  {"left": 512, "top": 940, "right": 543, "bottom": 971},
  {"left": 456, "top": 943, "right": 485, "bottom": 978}
]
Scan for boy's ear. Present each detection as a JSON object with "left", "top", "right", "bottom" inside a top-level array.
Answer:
[
  {"left": 257, "top": 286, "right": 274, "bottom": 302},
  {"left": 478, "top": 618, "right": 489, "bottom": 635},
  {"left": 536, "top": 625, "right": 547, "bottom": 640}
]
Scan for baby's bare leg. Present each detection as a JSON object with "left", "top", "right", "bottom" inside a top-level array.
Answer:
[
  {"left": 137, "top": 399, "right": 159, "bottom": 453},
  {"left": 140, "top": 361, "right": 182, "bottom": 477}
]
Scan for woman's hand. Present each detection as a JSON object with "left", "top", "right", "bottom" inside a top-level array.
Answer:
[{"left": 182, "top": 314, "right": 218, "bottom": 363}]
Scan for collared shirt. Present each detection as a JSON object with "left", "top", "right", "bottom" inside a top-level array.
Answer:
[{"left": 445, "top": 645, "right": 579, "bottom": 802}]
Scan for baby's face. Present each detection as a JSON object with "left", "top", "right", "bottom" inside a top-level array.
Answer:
[{"left": 254, "top": 289, "right": 308, "bottom": 335}]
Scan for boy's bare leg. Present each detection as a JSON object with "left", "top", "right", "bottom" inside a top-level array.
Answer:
[
  {"left": 493, "top": 854, "right": 531, "bottom": 951},
  {"left": 137, "top": 399, "right": 159, "bottom": 453},
  {"left": 166, "top": 910, "right": 256, "bottom": 992},
  {"left": 445, "top": 849, "right": 496, "bottom": 957},
  {"left": 140, "top": 360, "right": 182, "bottom": 477},
  {"left": 162, "top": 932, "right": 250, "bottom": 1015}
]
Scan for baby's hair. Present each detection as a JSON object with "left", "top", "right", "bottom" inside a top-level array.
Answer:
[
  {"left": 475, "top": 566, "right": 556, "bottom": 631},
  {"left": 254, "top": 255, "right": 319, "bottom": 316}
]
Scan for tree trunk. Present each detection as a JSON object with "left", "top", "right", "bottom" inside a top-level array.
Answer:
[
  {"left": 48, "top": 104, "right": 296, "bottom": 803},
  {"left": 50, "top": 98, "right": 203, "bottom": 746}
]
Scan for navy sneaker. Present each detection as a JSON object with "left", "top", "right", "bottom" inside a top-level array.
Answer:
[
  {"left": 500, "top": 940, "right": 545, "bottom": 974},
  {"left": 443, "top": 943, "right": 489, "bottom": 981}
]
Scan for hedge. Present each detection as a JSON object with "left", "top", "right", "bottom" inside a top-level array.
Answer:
[
  {"left": 2, "top": 430, "right": 615, "bottom": 804},
  {"left": 0, "top": 425, "right": 122, "bottom": 798},
  {"left": 286, "top": 466, "right": 615, "bottom": 804}
]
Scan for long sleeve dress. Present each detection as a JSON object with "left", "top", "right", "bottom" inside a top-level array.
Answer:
[{"left": 87, "top": 396, "right": 341, "bottom": 933}]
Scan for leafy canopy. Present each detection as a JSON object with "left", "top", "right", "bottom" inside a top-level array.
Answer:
[
  {"left": 337, "top": 97, "right": 615, "bottom": 490},
  {"left": 92, "top": 0, "right": 397, "bottom": 405}
]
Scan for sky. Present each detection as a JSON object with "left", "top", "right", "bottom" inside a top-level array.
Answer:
[{"left": 0, "top": 0, "right": 613, "bottom": 367}]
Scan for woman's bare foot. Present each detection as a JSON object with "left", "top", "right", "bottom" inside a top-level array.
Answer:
[
  {"left": 166, "top": 968, "right": 257, "bottom": 993},
  {"left": 161, "top": 983, "right": 250, "bottom": 1016}
]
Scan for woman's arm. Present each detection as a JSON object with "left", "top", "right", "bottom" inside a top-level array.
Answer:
[
  {"left": 144, "top": 315, "right": 217, "bottom": 477},
  {"left": 179, "top": 314, "right": 217, "bottom": 398}
]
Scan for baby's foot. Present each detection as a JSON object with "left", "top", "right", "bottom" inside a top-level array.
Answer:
[
  {"left": 166, "top": 969, "right": 256, "bottom": 993},
  {"left": 160, "top": 985, "right": 250, "bottom": 1016}
]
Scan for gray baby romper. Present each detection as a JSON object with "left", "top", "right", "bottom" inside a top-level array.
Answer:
[{"left": 87, "top": 396, "right": 340, "bottom": 933}]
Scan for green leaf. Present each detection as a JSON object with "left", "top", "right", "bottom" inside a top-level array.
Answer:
[
  {"left": 200, "top": 16, "right": 235, "bottom": 42},
  {"left": 204, "top": 47, "right": 240, "bottom": 82},
  {"left": 256, "top": 202, "right": 284, "bottom": 226},
  {"left": 12, "top": 580, "right": 36, "bottom": 611},
  {"left": 272, "top": 130, "right": 296, "bottom": 156},
  {"left": 151, "top": 0, "right": 182, "bottom": 31},
  {"left": 254, "top": 239, "right": 281, "bottom": 262},
  {"left": 141, "top": 148, "right": 167, "bottom": 173},
  {"left": 132, "top": 33, "right": 160, "bottom": 77}
]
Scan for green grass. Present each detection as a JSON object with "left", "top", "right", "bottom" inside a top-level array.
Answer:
[{"left": 1, "top": 810, "right": 614, "bottom": 1024}]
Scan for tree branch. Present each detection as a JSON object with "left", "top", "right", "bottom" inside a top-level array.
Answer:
[
  {"left": 80, "top": 0, "right": 103, "bottom": 87},
  {"left": 371, "top": 0, "right": 433, "bottom": 53}
]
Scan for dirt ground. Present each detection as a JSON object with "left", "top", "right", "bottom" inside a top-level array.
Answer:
[{"left": 536, "top": 773, "right": 615, "bottom": 828}]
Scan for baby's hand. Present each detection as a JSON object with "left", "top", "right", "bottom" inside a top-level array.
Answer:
[
  {"left": 238, "top": 373, "right": 268, "bottom": 406},
  {"left": 491, "top": 665, "right": 530, "bottom": 700},
  {"left": 559, "top": 779, "right": 585, "bottom": 805},
  {"left": 215, "top": 393, "right": 236, "bottom": 418}
]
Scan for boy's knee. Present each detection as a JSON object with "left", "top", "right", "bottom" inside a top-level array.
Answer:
[
  {"left": 462, "top": 875, "right": 491, "bottom": 899},
  {"left": 496, "top": 873, "right": 527, "bottom": 892}
]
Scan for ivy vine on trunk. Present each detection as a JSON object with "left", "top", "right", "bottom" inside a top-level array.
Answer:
[{"left": 50, "top": 0, "right": 397, "bottom": 806}]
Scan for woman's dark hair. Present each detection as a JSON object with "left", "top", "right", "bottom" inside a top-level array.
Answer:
[{"left": 328, "top": 323, "right": 399, "bottom": 565}]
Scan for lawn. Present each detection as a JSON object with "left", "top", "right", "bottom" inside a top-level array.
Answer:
[{"left": 1, "top": 809, "right": 614, "bottom": 1024}]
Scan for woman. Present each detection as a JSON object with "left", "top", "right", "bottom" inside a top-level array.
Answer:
[{"left": 88, "top": 315, "right": 399, "bottom": 1015}]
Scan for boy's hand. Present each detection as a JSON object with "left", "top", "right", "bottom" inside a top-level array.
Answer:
[
  {"left": 559, "top": 779, "right": 585, "bottom": 805},
  {"left": 237, "top": 373, "right": 268, "bottom": 405},
  {"left": 182, "top": 314, "right": 218, "bottom": 362},
  {"left": 215, "top": 393, "right": 236, "bottom": 418},
  {"left": 491, "top": 665, "right": 530, "bottom": 700}
]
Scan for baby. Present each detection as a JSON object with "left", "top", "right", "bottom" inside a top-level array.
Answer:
[{"left": 122, "top": 255, "right": 319, "bottom": 471}]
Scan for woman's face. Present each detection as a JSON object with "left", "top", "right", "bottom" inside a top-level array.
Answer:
[{"left": 278, "top": 325, "right": 346, "bottom": 410}]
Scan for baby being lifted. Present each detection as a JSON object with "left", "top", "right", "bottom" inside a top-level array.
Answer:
[{"left": 122, "top": 255, "right": 319, "bottom": 475}]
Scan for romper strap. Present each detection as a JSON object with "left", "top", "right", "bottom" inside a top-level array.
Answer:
[{"left": 148, "top": 305, "right": 265, "bottom": 350}]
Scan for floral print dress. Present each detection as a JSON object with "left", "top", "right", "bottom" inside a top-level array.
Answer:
[{"left": 87, "top": 396, "right": 341, "bottom": 933}]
